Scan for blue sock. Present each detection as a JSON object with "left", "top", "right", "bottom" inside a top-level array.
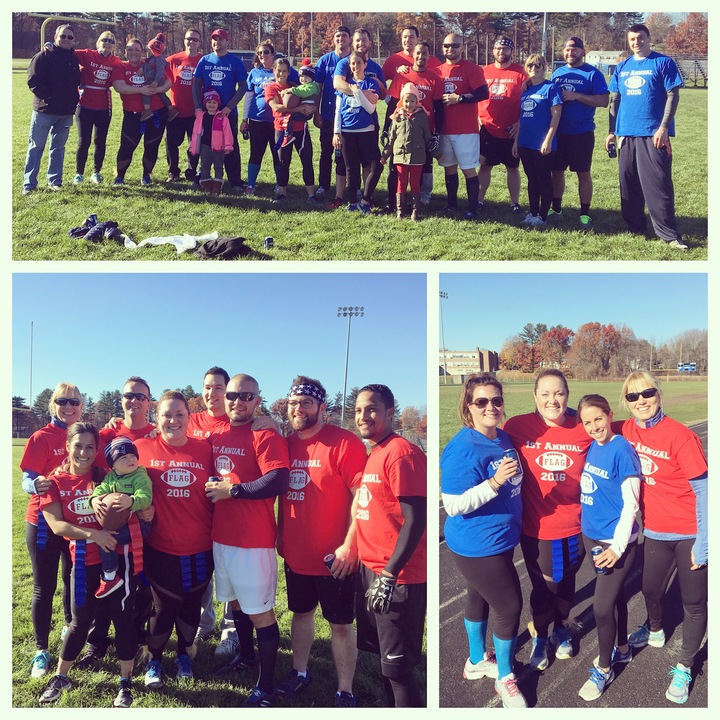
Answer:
[
  {"left": 247, "top": 163, "right": 261, "bottom": 188},
  {"left": 493, "top": 635, "right": 517, "bottom": 679},
  {"left": 464, "top": 618, "right": 487, "bottom": 664}
]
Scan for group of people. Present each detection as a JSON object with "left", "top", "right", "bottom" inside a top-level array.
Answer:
[
  {"left": 441, "top": 368, "right": 707, "bottom": 707},
  {"left": 22, "top": 22, "right": 686, "bottom": 243},
  {"left": 20, "top": 370, "right": 427, "bottom": 708}
]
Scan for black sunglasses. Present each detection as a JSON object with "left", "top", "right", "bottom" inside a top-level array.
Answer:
[
  {"left": 469, "top": 397, "right": 504, "bottom": 409},
  {"left": 443, "top": 43, "right": 460, "bottom": 49},
  {"left": 55, "top": 397, "right": 81, "bottom": 406},
  {"left": 59, "top": 34, "right": 75, "bottom": 40},
  {"left": 527, "top": 62, "right": 544, "bottom": 69},
  {"left": 226, "top": 391, "right": 259, "bottom": 402},
  {"left": 100, "top": 38, "right": 115, "bottom": 44},
  {"left": 123, "top": 392, "right": 148, "bottom": 402},
  {"left": 625, "top": 388, "right": 659, "bottom": 403}
]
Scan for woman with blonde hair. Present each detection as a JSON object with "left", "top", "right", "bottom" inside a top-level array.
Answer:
[
  {"left": 441, "top": 374, "right": 526, "bottom": 708},
  {"left": 619, "top": 371, "right": 707, "bottom": 705},
  {"left": 73, "top": 31, "right": 123, "bottom": 183},
  {"left": 20, "top": 383, "right": 83, "bottom": 678},
  {"left": 512, "top": 53, "right": 563, "bottom": 227}
]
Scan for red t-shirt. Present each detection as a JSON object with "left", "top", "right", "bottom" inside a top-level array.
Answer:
[
  {"left": 438, "top": 59, "right": 487, "bottom": 134},
  {"left": 478, "top": 62, "right": 526, "bottom": 138},
  {"left": 97, "top": 421, "right": 156, "bottom": 470},
  {"left": 279, "top": 425, "right": 367, "bottom": 575},
  {"left": 354, "top": 434, "right": 427, "bottom": 584},
  {"left": 111, "top": 61, "right": 165, "bottom": 113},
  {"left": 620, "top": 417, "right": 706, "bottom": 535},
  {"left": 165, "top": 51, "right": 202, "bottom": 117},
  {"left": 383, "top": 51, "right": 441, "bottom": 84},
  {"left": 188, "top": 411, "right": 230, "bottom": 440},
  {"left": 135, "top": 436, "right": 214, "bottom": 555},
  {"left": 211, "top": 424, "right": 290, "bottom": 548},
  {"left": 388, "top": 67, "right": 444, "bottom": 133},
  {"left": 75, "top": 49, "right": 123, "bottom": 111},
  {"left": 21, "top": 423, "right": 69, "bottom": 524},
  {"left": 264, "top": 82, "right": 306, "bottom": 132},
  {"left": 503, "top": 412, "right": 591, "bottom": 540}
]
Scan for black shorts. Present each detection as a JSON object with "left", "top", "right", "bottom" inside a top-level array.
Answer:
[
  {"left": 284, "top": 561, "right": 356, "bottom": 625},
  {"left": 552, "top": 131, "right": 595, "bottom": 173},
  {"left": 355, "top": 563, "right": 426, "bottom": 679},
  {"left": 479, "top": 126, "right": 520, "bottom": 169},
  {"left": 143, "top": 543, "right": 214, "bottom": 596}
]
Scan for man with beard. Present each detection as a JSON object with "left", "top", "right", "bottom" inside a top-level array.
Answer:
[
  {"left": 382, "top": 41, "right": 444, "bottom": 211},
  {"left": 353, "top": 385, "right": 427, "bottom": 707},
  {"left": 437, "top": 34, "right": 488, "bottom": 219},
  {"left": 550, "top": 37, "right": 609, "bottom": 229},
  {"left": 206, "top": 374, "right": 289, "bottom": 707},
  {"left": 477, "top": 36, "right": 526, "bottom": 215},
  {"left": 275, "top": 377, "right": 367, "bottom": 707}
]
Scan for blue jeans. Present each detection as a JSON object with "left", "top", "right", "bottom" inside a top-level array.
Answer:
[{"left": 23, "top": 110, "right": 74, "bottom": 189}]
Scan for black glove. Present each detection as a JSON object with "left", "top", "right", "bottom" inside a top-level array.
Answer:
[
  {"left": 380, "top": 130, "right": 389, "bottom": 148},
  {"left": 365, "top": 573, "right": 397, "bottom": 614}
]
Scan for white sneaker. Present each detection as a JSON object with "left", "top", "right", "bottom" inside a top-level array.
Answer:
[
  {"left": 578, "top": 657, "right": 614, "bottom": 701},
  {"left": 463, "top": 652, "right": 498, "bottom": 680},
  {"left": 521, "top": 212, "right": 536, "bottom": 225},
  {"left": 215, "top": 632, "right": 239, "bottom": 656},
  {"left": 495, "top": 673, "right": 527, "bottom": 708}
]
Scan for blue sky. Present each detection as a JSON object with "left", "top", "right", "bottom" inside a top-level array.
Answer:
[
  {"left": 12, "top": 273, "right": 427, "bottom": 411},
  {"left": 439, "top": 273, "right": 707, "bottom": 352}
]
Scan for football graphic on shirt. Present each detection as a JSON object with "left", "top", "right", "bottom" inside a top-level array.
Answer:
[{"left": 94, "top": 493, "right": 132, "bottom": 531}]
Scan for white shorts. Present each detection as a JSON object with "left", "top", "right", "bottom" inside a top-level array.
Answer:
[
  {"left": 213, "top": 542, "right": 277, "bottom": 615},
  {"left": 439, "top": 133, "right": 480, "bottom": 170}
]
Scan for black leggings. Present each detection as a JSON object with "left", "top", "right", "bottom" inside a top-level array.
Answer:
[
  {"left": 276, "top": 126, "right": 314, "bottom": 188},
  {"left": 451, "top": 548, "right": 522, "bottom": 640},
  {"left": 248, "top": 119, "right": 279, "bottom": 167},
  {"left": 582, "top": 535, "right": 637, "bottom": 668},
  {"left": 519, "top": 146, "right": 555, "bottom": 219},
  {"left": 520, "top": 533, "right": 585, "bottom": 637},
  {"left": 61, "top": 554, "right": 137, "bottom": 662},
  {"left": 641, "top": 536, "right": 707, "bottom": 667},
  {"left": 342, "top": 130, "right": 381, "bottom": 203},
  {"left": 165, "top": 114, "right": 197, "bottom": 177},
  {"left": 26, "top": 521, "right": 72, "bottom": 650},
  {"left": 116, "top": 107, "right": 168, "bottom": 178},
  {"left": 144, "top": 544, "right": 213, "bottom": 659},
  {"left": 75, "top": 106, "right": 112, "bottom": 175},
  {"left": 319, "top": 119, "right": 346, "bottom": 189}
]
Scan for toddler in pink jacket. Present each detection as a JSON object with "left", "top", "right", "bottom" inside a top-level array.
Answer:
[{"left": 190, "top": 90, "right": 234, "bottom": 194}]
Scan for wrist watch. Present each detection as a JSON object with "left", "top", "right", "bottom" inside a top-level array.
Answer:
[{"left": 230, "top": 483, "right": 242, "bottom": 499}]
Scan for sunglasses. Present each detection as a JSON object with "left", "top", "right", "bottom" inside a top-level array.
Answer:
[
  {"left": 469, "top": 397, "right": 504, "bottom": 409},
  {"left": 625, "top": 388, "right": 659, "bottom": 403},
  {"left": 288, "top": 399, "right": 317, "bottom": 410},
  {"left": 527, "top": 62, "right": 544, "bottom": 69},
  {"left": 55, "top": 397, "right": 81, "bottom": 406},
  {"left": 59, "top": 34, "right": 75, "bottom": 40},
  {"left": 123, "top": 392, "right": 148, "bottom": 402},
  {"left": 226, "top": 391, "right": 259, "bottom": 402},
  {"left": 443, "top": 43, "right": 460, "bottom": 49}
]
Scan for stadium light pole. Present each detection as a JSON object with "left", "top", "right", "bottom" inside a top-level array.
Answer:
[
  {"left": 439, "top": 292, "right": 448, "bottom": 384},
  {"left": 338, "top": 306, "right": 364, "bottom": 428}
]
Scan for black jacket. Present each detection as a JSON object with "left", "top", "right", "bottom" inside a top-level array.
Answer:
[{"left": 27, "top": 44, "right": 81, "bottom": 115}]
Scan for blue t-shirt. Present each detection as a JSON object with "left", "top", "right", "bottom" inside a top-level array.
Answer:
[
  {"left": 580, "top": 435, "right": 642, "bottom": 541},
  {"left": 609, "top": 52, "right": 682, "bottom": 137},
  {"left": 246, "top": 66, "right": 299, "bottom": 122},
  {"left": 315, "top": 51, "right": 347, "bottom": 120},
  {"left": 441, "top": 427, "right": 523, "bottom": 558},
  {"left": 193, "top": 52, "right": 248, "bottom": 117},
  {"left": 338, "top": 76, "right": 381, "bottom": 132},
  {"left": 518, "top": 80, "right": 563, "bottom": 151},
  {"left": 551, "top": 62, "right": 608, "bottom": 134}
]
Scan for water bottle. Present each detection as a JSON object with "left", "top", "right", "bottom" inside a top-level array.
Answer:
[{"left": 607, "top": 141, "right": 617, "bottom": 159}]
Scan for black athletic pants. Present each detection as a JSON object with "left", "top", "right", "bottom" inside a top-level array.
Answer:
[
  {"left": 75, "top": 106, "right": 111, "bottom": 175},
  {"left": 165, "top": 114, "right": 197, "bottom": 178},
  {"left": 116, "top": 108, "right": 168, "bottom": 179}
]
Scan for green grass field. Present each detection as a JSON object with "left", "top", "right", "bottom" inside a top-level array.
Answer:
[
  {"left": 12, "top": 61, "right": 708, "bottom": 261},
  {"left": 11, "top": 444, "right": 426, "bottom": 708},
  {"left": 439, "top": 378, "right": 708, "bottom": 453}
]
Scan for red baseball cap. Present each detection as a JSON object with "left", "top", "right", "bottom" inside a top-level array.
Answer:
[{"left": 211, "top": 28, "right": 229, "bottom": 42}]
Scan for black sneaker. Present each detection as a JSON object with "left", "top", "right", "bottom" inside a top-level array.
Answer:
[
  {"left": 277, "top": 669, "right": 311, "bottom": 697},
  {"left": 215, "top": 653, "right": 259, "bottom": 676},
  {"left": 113, "top": 679, "right": 133, "bottom": 708},
  {"left": 243, "top": 686, "right": 274, "bottom": 707},
  {"left": 74, "top": 646, "right": 106, "bottom": 670},
  {"left": 510, "top": 203, "right": 522, "bottom": 215},
  {"left": 441, "top": 205, "right": 458, "bottom": 215},
  {"left": 335, "top": 690, "right": 357, "bottom": 707},
  {"left": 39, "top": 674, "right": 72, "bottom": 704}
]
